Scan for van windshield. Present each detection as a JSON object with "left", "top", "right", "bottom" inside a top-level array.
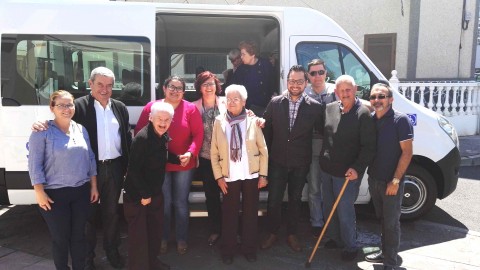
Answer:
[{"left": 296, "top": 42, "right": 372, "bottom": 100}]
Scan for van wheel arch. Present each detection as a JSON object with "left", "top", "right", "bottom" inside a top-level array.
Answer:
[{"left": 400, "top": 164, "right": 437, "bottom": 220}]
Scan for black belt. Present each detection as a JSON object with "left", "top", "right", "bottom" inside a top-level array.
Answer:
[{"left": 98, "top": 157, "right": 121, "bottom": 164}]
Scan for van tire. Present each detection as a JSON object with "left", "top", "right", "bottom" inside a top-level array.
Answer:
[{"left": 400, "top": 164, "right": 437, "bottom": 220}]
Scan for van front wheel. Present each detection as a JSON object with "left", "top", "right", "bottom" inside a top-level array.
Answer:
[{"left": 400, "top": 165, "right": 437, "bottom": 220}]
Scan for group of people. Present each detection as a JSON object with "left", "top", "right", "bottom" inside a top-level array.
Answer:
[{"left": 28, "top": 52, "right": 413, "bottom": 270}]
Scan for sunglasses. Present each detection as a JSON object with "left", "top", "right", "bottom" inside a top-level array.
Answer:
[
  {"left": 309, "top": 70, "right": 326, "bottom": 76},
  {"left": 369, "top": 94, "right": 392, "bottom": 100}
]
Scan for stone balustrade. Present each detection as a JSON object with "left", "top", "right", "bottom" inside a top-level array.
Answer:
[{"left": 389, "top": 70, "right": 480, "bottom": 135}]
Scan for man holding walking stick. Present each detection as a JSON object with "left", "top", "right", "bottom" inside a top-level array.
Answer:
[
  {"left": 365, "top": 82, "right": 413, "bottom": 270},
  {"left": 319, "top": 75, "right": 376, "bottom": 261}
]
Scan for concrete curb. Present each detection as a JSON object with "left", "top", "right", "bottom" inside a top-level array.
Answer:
[{"left": 460, "top": 155, "right": 480, "bottom": 167}]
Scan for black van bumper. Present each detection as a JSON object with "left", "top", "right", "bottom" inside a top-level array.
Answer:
[{"left": 436, "top": 146, "right": 461, "bottom": 199}]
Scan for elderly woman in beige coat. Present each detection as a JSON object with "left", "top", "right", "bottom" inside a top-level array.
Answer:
[{"left": 210, "top": 84, "right": 268, "bottom": 265}]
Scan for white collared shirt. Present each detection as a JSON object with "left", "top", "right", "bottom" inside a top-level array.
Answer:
[{"left": 94, "top": 99, "right": 122, "bottom": 160}]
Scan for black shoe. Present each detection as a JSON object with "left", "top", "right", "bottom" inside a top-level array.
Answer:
[
  {"left": 365, "top": 250, "right": 384, "bottom": 263},
  {"left": 152, "top": 259, "right": 170, "bottom": 270},
  {"left": 244, "top": 253, "right": 257, "bottom": 262},
  {"left": 84, "top": 259, "right": 96, "bottom": 270},
  {"left": 324, "top": 239, "right": 339, "bottom": 249},
  {"left": 383, "top": 266, "right": 395, "bottom": 270},
  {"left": 222, "top": 255, "right": 233, "bottom": 265},
  {"left": 312, "top": 226, "right": 323, "bottom": 238},
  {"left": 106, "top": 249, "right": 125, "bottom": 269},
  {"left": 208, "top": 233, "right": 220, "bottom": 246},
  {"left": 341, "top": 250, "right": 358, "bottom": 261}
]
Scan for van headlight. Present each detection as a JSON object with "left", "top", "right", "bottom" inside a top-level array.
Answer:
[{"left": 437, "top": 116, "right": 459, "bottom": 148}]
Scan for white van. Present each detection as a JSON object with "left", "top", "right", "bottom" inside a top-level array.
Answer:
[{"left": 0, "top": 1, "right": 460, "bottom": 219}]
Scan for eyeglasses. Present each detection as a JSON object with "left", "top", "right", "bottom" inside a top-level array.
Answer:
[
  {"left": 369, "top": 94, "right": 392, "bottom": 100},
  {"left": 166, "top": 84, "right": 184, "bottom": 92},
  {"left": 287, "top": 79, "right": 306, "bottom": 85},
  {"left": 309, "top": 70, "right": 326, "bottom": 77},
  {"left": 54, "top": 104, "right": 75, "bottom": 109},
  {"left": 227, "top": 97, "right": 242, "bottom": 103},
  {"left": 201, "top": 82, "right": 216, "bottom": 88}
]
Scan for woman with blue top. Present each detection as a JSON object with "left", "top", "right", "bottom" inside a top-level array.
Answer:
[{"left": 28, "top": 90, "right": 99, "bottom": 270}]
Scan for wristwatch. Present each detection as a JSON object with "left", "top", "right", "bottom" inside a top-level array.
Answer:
[{"left": 392, "top": 177, "right": 401, "bottom": 185}]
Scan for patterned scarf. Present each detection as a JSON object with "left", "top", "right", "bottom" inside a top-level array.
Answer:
[{"left": 226, "top": 108, "right": 247, "bottom": 162}]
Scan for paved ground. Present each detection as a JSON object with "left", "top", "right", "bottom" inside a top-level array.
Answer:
[{"left": 0, "top": 135, "right": 478, "bottom": 269}]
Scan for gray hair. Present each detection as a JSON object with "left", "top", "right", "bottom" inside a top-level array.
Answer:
[
  {"left": 150, "top": 101, "right": 174, "bottom": 118},
  {"left": 225, "top": 84, "right": 248, "bottom": 101},
  {"left": 228, "top": 48, "right": 240, "bottom": 59},
  {"left": 335, "top": 75, "right": 356, "bottom": 87},
  {"left": 90, "top": 67, "right": 115, "bottom": 82},
  {"left": 372, "top": 82, "right": 393, "bottom": 96}
]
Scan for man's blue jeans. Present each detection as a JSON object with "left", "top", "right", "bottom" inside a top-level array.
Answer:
[
  {"left": 368, "top": 177, "right": 404, "bottom": 267},
  {"left": 322, "top": 171, "right": 361, "bottom": 252},
  {"left": 307, "top": 138, "right": 324, "bottom": 228},
  {"left": 162, "top": 169, "right": 195, "bottom": 243},
  {"left": 266, "top": 161, "right": 309, "bottom": 235}
]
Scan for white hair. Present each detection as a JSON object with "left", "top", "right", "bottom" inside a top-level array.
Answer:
[
  {"left": 225, "top": 84, "right": 248, "bottom": 101},
  {"left": 335, "top": 74, "right": 356, "bottom": 87},
  {"left": 90, "top": 66, "right": 115, "bottom": 82},
  {"left": 150, "top": 101, "right": 174, "bottom": 118}
]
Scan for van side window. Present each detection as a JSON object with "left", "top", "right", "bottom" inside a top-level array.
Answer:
[
  {"left": 296, "top": 42, "right": 372, "bottom": 100},
  {"left": 1, "top": 34, "right": 151, "bottom": 106}
]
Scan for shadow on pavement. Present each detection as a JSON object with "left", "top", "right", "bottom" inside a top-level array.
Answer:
[{"left": 0, "top": 201, "right": 472, "bottom": 270}]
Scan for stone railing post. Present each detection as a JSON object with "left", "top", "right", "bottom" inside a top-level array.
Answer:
[{"left": 389, "top": 70, "right": 399, "bottom": 93}]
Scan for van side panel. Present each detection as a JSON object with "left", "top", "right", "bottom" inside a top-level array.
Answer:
[{"left": 0, "top": 1, "right": 155, "bottom": 205}]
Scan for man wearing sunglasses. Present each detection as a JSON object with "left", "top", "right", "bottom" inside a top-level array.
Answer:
[
  {"left": 222, "top": 48, "right": 242, "bottom": 91},
  {"left": 365, "top": 83, "right": 413, "bottom": 270},
  {"left": 320, "top": 75, "right": 376, "bottom": 261},
  {"left": 304, "top": 59, "right": 336, "bottom": 238}
]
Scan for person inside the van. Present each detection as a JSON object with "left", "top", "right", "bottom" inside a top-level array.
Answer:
[
  {"left": 365, "top": 82, "right": 413, "bottom": 270},
  {"left": 222, "top": 48, "right": 242, "bottom": 91},
  {"left": 32, "top": 67, "right": 132, "bottom": 270},
  {"left": 192, "top": 71, "right": 227, "bottom": 246},
  {"left": 117, "top": 82, "right": 144, "bottom": 106},
  {"left": 134, "top": 75, "right": 204, "bottom": 256},
  {"left": 233, "top": 40, "right": 275, "bottom": 116},
  {"left": 319, "top": 75, "right": 376, "bottom": 261},
  {"left": 261, "top": 65, "right": 323, "bottom": 253},
  {"left": 123, "top": 101, "right": 180, "bottom": 270},
  {"left": 210, "top": 84, "right": 268, "bottom": 265},
  {"left": 28, "top": 90, "right": 98, "bottom": 270},
  {"left": 304, "top": 59, "right": 336, "bottom": 238}
]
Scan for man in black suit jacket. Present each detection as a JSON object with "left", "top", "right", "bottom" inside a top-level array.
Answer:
[
  {"left": 261, "top": 65, "right": 323, "bottom": 252},
  {"left": 77, "top": 67, "right": 131, "bottom": 270}
]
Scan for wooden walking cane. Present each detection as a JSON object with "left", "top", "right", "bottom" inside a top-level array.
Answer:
[{"left": 305, "top": 177, "right": 350, "bottom": 268}]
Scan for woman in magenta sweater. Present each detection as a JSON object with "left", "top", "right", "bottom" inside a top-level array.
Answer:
[{"left": 134, "top": 76, "right": 204, "bottom": 255}]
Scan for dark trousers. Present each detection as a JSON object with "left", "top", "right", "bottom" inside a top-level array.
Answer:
[
  {"left": 266, "top": 161, "right": 309, "bottom": 235},
  {"left": 199, "top": 157, "right": 221, "bottom": 235},
  {"left": 124, "top": 194, "right": 164, "bottom": 270},
  {"left": 322, "top": 172, "right": 361, "bottom": 252},
  {"left": 40, "top": 183, "right": 91, "bottom": 270},
  {"left": 221, "top": 178, "right": 259, "bottom": 256},
  {"left": 368, "top": 177, "right": 404, "bottom": 267},
  {"left": 86, "top": 158, "right": 123, "bottom": 260}
]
